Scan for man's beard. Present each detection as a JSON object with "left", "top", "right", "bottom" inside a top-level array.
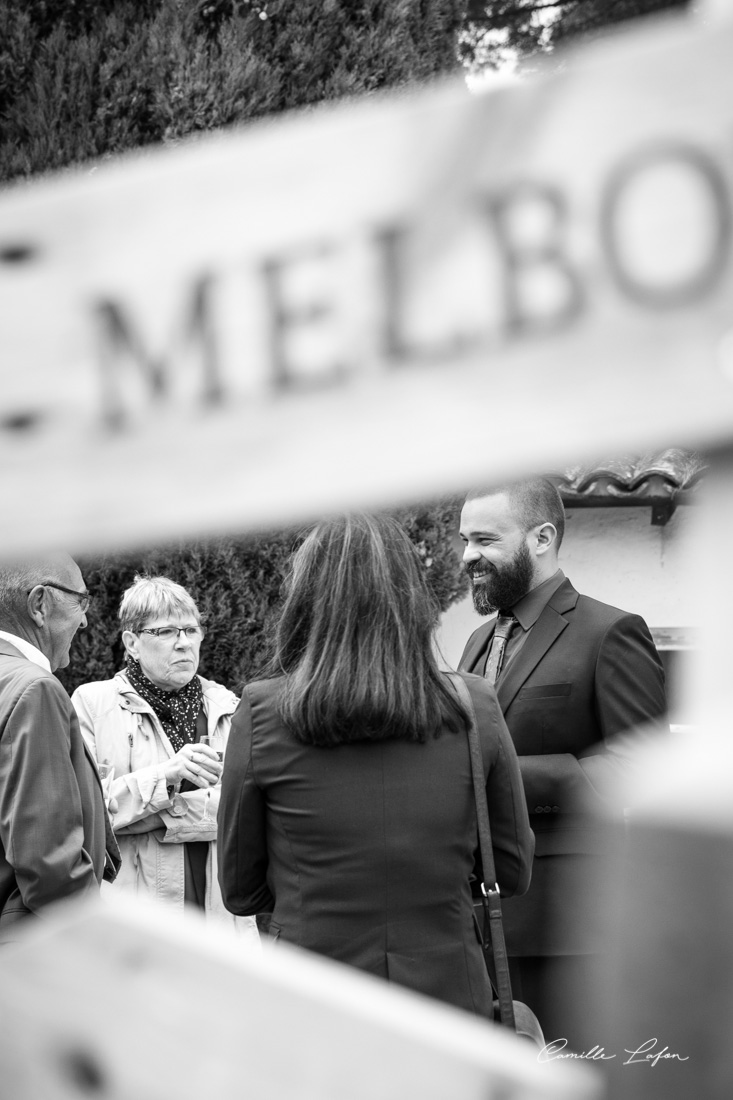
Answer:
[{"left": 466, "top": 541, "right": 535, "bottom": 615}]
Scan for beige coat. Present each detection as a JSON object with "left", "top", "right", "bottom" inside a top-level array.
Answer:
[{"left": 72, "top": 671, "right": 257, "bottom": 941}]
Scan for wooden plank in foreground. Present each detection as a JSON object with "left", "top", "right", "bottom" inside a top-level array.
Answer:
[
  {"left": 0, "top": 897, "right": 600, "bottom": 1100},
  {"left": 599, "top": 720, "right": 733, "bottom": 1099}
]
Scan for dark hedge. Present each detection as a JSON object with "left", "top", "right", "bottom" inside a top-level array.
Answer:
[
  {"left": 1, "top": 0, "right": 467, "bottom": 181},
  {"left": 58, "top": 501, "right": 468, "bottom": 695}
]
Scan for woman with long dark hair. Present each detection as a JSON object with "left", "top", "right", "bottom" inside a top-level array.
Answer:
[{"left": 218, "top": 513, "right": 533, "bottom": 1015}]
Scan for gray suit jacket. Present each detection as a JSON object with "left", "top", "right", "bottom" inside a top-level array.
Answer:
[{"left": 0, "top": 639, "right": 118, "bottom": 943}]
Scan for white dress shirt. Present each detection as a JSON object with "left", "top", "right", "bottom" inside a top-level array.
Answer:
[{"left": 0, "top": 630, "right": 51, "bottom": 672}]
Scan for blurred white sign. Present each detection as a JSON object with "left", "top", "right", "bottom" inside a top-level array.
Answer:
[{"left": 0, "top": 10, "right": 732, "bottom": 551}]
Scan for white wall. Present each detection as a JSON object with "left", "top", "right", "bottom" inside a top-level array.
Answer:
[{"left": 436, "top": 504, "right": 700, "bottom": 671}]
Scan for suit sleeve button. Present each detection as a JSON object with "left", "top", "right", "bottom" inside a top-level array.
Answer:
[
  {"left": 543, "top": 805, "right": 552, "bottom": 813},
  {"left": 534, "top": 806, "right": 544, "bottom": 814},
  {"left": 552, "top": 806, "right": 559, "bottom": 813}
]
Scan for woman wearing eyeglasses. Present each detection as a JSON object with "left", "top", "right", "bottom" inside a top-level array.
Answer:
[{"left": 71, "top": 574, "right": 257, "bottom": 937}]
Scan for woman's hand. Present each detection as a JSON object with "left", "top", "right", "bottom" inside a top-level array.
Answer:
[{"left": 164, "top": 743, "right": 222, "bottom": 789}]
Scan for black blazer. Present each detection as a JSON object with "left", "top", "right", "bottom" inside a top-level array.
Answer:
[
  {"left": 459, "top": 577, "right": 667, "bottom": 955},
  {"left": 218, "top": 672, "right": 534, "bottom": 1017}
]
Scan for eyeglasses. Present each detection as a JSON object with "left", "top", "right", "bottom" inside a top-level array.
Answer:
[
  {"left": 137, "top": 626, "right": 204, "bottom": 642},
  {"left": 32, "top": 581, "right": 93, "bottom": 613}
]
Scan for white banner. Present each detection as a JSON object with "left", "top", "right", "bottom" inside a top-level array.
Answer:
[{"left": 1, "top": 10, "right": 732, "bottom": 550}]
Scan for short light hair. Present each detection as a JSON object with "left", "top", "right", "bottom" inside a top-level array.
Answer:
[
  {"left": 119, "top": 575, "right": 202, "bottom": 634},
  {"left": 466, "top": 477, "right": 566, "bottom": 550},
  {"left": 0, "top": 556, "right": 76, "bottom": 623}
]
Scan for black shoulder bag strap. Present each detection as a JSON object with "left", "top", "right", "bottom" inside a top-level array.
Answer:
[{"left": 447, "top": 671, "right": 517, "bottom": 1030}]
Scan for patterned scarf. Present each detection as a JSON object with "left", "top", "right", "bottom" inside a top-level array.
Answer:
[{"left": 125, "top": 655, "right": 204, "bottom": 753}]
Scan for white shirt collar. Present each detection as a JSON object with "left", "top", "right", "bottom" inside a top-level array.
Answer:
[{"left": 0, "top": 630, "right": 52, "bottom": 672}]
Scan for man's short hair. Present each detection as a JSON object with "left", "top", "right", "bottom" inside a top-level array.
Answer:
[
  {"left": 466, "top": 477, "right": 566, "bottom": 549},
  {"left": 0, "top": 558, "right": 72, "bottom": 621},
  {"left": 119, "top": 575, "right": 202, "bottom": 634}
]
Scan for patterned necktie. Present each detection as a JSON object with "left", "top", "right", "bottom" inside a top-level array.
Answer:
[{"left": 484, "top": 613, "right": 515, "bottom": 685}]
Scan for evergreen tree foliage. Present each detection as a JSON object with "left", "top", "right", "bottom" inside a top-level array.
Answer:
[
  {"left": 460, "top": 0, "right": 691, "bottom": 72},
  {"left": 1, "top": 0, "right": 470, "bottom": 692},
  {"left": 58, "top": 526, "right": 298, "bottom": 693},
  {"left": 1, "top": 0, "right": 466, "bottom": 182},
  {"left": 59, "top": 499, "right": 467, "bottom": 696}
]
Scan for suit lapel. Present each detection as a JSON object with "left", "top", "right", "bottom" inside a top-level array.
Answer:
[
  {"left": 496, "top": 578, "right": 578, "bottom": 711},
  {"left": 459, "top": 620, "right": 495, "bottom": 675}
]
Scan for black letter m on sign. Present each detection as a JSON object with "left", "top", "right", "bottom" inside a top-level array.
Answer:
[{"left": 94, "top": 276, "right": 221, "bottom": 430}]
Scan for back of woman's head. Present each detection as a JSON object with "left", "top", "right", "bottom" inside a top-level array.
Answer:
[{"left": 275, "top": 513, "right": 468, "bottom": 746}]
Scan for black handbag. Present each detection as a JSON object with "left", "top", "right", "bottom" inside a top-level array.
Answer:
[{"left": 448, "top": 673, "right": 545, "bottom": 1048}]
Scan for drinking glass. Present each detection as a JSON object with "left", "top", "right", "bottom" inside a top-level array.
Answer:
[{"left": 199, "top": 735, "right": 223, "bottom": 762}]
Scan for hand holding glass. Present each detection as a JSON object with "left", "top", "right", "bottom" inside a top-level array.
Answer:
[
  {"left": 199, "top": 735, "right": 223, "bottom": 763},
  {"left": 164, "top": 743, "right": 219, "bottom": 790}
]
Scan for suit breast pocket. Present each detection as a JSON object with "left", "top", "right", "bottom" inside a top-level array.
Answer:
[
  {"left": 517, "top": 684, "right": 572, "bottom": 701},
  {"left": 509, "top": 684, "right": 572, "bottom": 754}
]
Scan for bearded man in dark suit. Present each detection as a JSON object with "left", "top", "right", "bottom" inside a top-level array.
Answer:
[
  {"left": 458, "top": 477, "right": 667, "bottom": 1048},
  {"left": 0, "top": 554, "right": 119, "bottom": 944}
]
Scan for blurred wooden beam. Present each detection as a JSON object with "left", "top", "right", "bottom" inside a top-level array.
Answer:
[{"left": 0, "top": 898, "right": 599, "bottom": 1100}]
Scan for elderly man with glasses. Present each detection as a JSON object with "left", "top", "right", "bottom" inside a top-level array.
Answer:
[
  {"left": 71, "top": 574, "right": 257, "bottom": 942},
  {"left": 0, "top": 554, "right": 120, "bottom": 944}
]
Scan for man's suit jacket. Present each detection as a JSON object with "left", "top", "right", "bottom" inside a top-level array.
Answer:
[
  {"left": 0, "top": 639, "right": 117, "bottom": 943},
  {"left": 459, "top": 576, "right": 667, "bottom": 956}
]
